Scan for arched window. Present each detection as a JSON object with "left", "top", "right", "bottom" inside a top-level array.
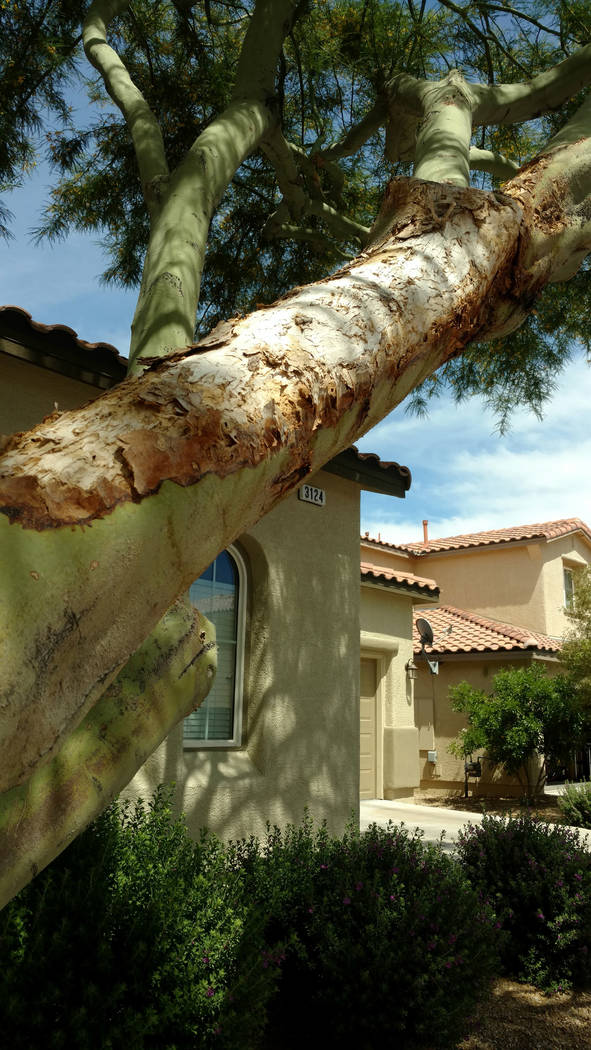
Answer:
[{"left": 183, "top": 546, "right": 246, "bottom": 746}]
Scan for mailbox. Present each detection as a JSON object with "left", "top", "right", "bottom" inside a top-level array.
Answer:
[{"left": 464, "top": 759, "right": 482, "bottom": 777}]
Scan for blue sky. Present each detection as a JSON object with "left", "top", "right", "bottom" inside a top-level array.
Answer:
[{"left": 3, "top": 157, "right": 591, "bottom": 547}]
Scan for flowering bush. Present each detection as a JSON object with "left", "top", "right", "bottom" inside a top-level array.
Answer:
[
  {"left": 229, "top": 817, "right": 500, "bottom": 1049},
  {"left": 456, "top": 814, "right": 591, "bottom": 991},
  {"left": 559, "top": 780, "right": 591, "bottom": 829},
  {"left": 0, "top": 788, "right": 275, "bottom": 1050}
]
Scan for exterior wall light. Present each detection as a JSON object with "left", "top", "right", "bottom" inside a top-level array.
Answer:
[{"left": 405, "top": 658, "right": 418, "bottom": 680}]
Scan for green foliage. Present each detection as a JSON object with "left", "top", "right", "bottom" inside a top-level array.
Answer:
[
  {"left": 229, "top": 816, "right": 500, "bottom": 1050},
  {"left": 1, "top": 797, "right": 501, "bottom": 1050},
  {"left": 3, "top": 1, "right": 591, "bottom": 411},
  {"left": 559, "top": 781, "right": 591, "bottom": 829},
  {"left": 449, "top": 665, "right": 585, "bottom": 798},
  {"left": 457, "top": 814, "right": 591, "bottom": 992},
  {"left": 0, "top": 0, "right": 85, "bottom": 235},
  {"left": 0, "top": 787, "right": 275, "bottom": 1050},
  {"left": 561, "top": 566, "right": 591, "bottom": 706}
]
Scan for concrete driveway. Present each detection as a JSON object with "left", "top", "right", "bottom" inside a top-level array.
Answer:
[{"left": 360, "top": 798, "right": 591, "bottom": 853}]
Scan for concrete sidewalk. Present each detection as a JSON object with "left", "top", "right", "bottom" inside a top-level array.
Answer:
[{"left": 360, "top": 798, "right": 591, "bottom": 853}]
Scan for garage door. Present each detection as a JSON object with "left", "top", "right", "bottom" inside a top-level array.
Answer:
[{"left": 360, "top": 657, "right": 378, "bottom": 800}]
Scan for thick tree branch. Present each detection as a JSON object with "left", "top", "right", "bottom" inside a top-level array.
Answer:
[
  {"left": 472, "top": 42, "right": 591, "bottom": 126},
  {"left": 470, "top": 147, "right": 520, "bottom": 180},
  {"left": 232, "top": 0, "right": 300, "bottom": 104},
  {"left": 83, "top": 0, "right": 169, "bottom": 216},
  {"left": 0, "top": 178, "right": 543, "bottom": 794},
  {"left": 0, "top": 600, "right": 216, "bottom": 910},
  {"left": 505, "top": 90, "right": 591, "bottom": 286},
  {"left": 128, "top": 0, "right": 302, "bottom": 372}
]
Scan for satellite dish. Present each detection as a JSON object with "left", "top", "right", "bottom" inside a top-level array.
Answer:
[{"left": 416, "top": 617, "right": 434, "bottom": 647}]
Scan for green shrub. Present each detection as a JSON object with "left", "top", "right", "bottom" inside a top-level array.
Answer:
[
  {"left": 559, "top": 781, "right": 591, "bottom": 829},
  {"left": 229, "top": 817, "right": 500, "bottom": 1050},
  {"left": 0, "top": 787, "right": 275, "bottom": 1050},
  {"left": 456, "top": 814, "right": 591, "bottom": 992}
]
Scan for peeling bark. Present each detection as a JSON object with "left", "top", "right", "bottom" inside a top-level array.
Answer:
[{"left": 2, "top": 122, "right": 591, "bottom": 805}]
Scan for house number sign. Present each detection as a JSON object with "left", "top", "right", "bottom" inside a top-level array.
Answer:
[{"left": 298, "top": 484, "right": 326, "bottom": 507}]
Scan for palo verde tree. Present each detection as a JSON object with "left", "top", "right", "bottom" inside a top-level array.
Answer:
[{"left": 2, "top": 0, "right": 591, "bottom": 906}]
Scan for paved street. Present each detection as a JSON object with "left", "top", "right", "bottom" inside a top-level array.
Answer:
[{"left": 360, "top": 797, "right": 591, "bottom": 853}]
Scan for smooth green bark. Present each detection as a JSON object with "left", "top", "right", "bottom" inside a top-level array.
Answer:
[{"left": 0, "top": 599, "right": 215, "bottom": 910}]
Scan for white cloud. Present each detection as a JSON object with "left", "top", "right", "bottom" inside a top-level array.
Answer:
[{"left": 360, "top": 356, "right": 591, "bottom": 543}]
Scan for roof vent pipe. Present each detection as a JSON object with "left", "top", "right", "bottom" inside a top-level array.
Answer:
[{"left": 423, "top": 519, "right": 429, "bottom": 543}]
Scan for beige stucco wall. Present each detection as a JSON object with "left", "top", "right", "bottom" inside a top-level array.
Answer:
[
  {"left": 360, "top": 583, "right": 420, "bottom": 798},
  {"left": 416, "top": 544, "right": 549, "bottom": 633},
  {"left": 414, "top": 655, "right": 551, "bottom": 796},
  {"left": 542, "top": 534, "right": 591, "bottom": 637},
  {"left": 361, "top": 540, "right": 414, "bottom": 576},
  {"left": 0, "top": 352, "right": 103, "bottom": 433},
  {"left": 128, "top": 469, "right": 362, "bottom": 841},
  {"left": 409, "top": 535, "right": 591, "bottom": 639}
]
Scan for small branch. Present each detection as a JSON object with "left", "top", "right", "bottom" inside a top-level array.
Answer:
[
  {"left": 472, "top": 41, "right": 591, "bottom": 126},
  {"left": 306, "top": 200, "right": 370, "bottom": 246},
  {"left": 320, "top": 97, "right": 389, "bottom": 162},
  {"left": 83, "top": 0, "right": 169, "bottom": 216},
  {"left": 436, "top": 0, "right": 495, "bottom": 83},
  {"left": 260, "top": 130, "right": 369, "bottom": 246},
  {"left": 264, "top": 222, "right": 354, "bottom": 259},
  {"left": 484, "top": 4, "right": 562, "bottom": 40},
  {"left": 261, "top": 127, "right": 307, "bottom": 218},
  {"left": 469, "top": 147, "right": 520, "bottom": 180}
]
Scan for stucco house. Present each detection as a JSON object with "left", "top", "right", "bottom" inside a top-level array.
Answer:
[
  {"left": 362, "top": 520, "right": 591, "bottom": 795},
  {"left": 1, "top": 305, "right": 424, "bottom": 840}
]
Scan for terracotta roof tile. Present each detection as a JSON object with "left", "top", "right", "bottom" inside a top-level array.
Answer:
[
  {"left": 0, "top": 305, "right": 127, "bottom": 381},
  {"left": 361, "top": 561, "right": 439, "bottom": 597},
  {"left": 412, "top": 605, "right": 561, "bottom": 656},
  {"left": 383, "top": 518, "right": 591, "bottom": 554}
]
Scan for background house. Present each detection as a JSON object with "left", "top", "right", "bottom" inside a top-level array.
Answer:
[
  {"left": 362, "top": 520, "right": 591, "bottom": 795},
  {"left": 1, "top": 305, "right": 421, "bottom": 840}
]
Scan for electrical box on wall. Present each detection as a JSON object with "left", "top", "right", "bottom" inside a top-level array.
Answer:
[{"left": 427, "top": 750, "right": 437, "bottom": 764}]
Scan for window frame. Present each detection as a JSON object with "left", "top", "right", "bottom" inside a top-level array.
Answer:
[
  {"left": 563, "top": 566, "right": 575, "bottom": 611},
  {"left": 183, "top": 543, "right": 247, "bottom": 750}
]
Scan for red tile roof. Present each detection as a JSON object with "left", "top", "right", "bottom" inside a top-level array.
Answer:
[
  {"left": 0, "top": 305, "right": 127, "bottom": 370},
  {"left": 367, "top": 518, "right": 591, "bottom": 555},
  {"left": 412, "top": 605, "right": 561, "bottom": 656},
  {"left": 361, "top": 561, "right": 439, "bottom": 597}
]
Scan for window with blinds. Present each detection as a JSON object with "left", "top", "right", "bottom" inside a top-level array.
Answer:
[{"left": 183, "top": 548, "right": 244, "bottom": 745}]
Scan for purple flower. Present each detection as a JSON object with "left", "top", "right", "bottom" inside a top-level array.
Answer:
[
  {"left": 206, "top": 987, "right": 215, "bottom": 998},
  {"left": 343, "top": 896, "right": 351, "bottom": 905},
  {"left": 356, "top": 882, "right": 363, "bottom": 891}
]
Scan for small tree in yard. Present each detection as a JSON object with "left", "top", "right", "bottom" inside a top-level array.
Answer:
[
  {"left": 4, "top": 0, "right": 591, "bottom": 904},
  {"left": 449, "top": 665, "right": 585, "bottom": 799}
]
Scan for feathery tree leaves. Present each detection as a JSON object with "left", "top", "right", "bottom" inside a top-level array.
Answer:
[{"left": 4, "top": 0, "right": 591, "bottom": 418}]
